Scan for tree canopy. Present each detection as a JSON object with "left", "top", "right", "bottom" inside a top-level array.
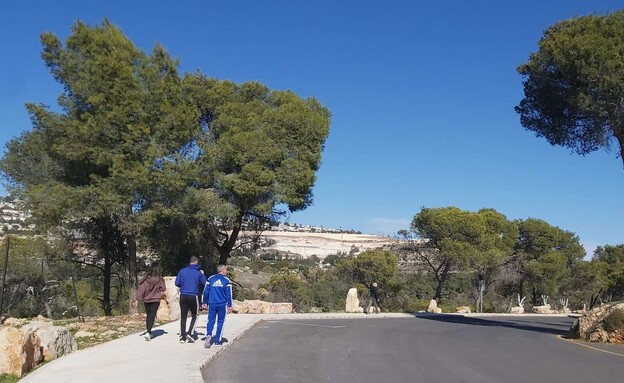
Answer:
[
  {"left": 405, "top": 207, "right": 518, "bottom": 301},
  {"left": 147, "top": 74, "right": 330, "bottom": 266},
  {"left": 516, "top": 10, "right": 624, "bottom": 168},
  {"left": 0, "top": 20, "right": 331, "bottom": 315}
]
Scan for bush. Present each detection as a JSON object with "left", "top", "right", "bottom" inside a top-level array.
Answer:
[
  {"left": 603, "top": 308, "right": 624, "bottom": 332},
  {"left": 0, "top": 374, "right": 20, "bottom": 383}
]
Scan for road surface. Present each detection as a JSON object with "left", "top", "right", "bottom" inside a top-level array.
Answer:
[{"left": 203, "top": 315, "right": 624, "bottom": 383}]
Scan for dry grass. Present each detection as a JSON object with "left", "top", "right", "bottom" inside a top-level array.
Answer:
[{"left": 53, "top": 315, "right": 167, "bottom": 349}]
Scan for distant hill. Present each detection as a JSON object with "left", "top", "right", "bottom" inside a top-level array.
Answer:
[{"left": 255, "top": 231, "right": 398, "bottom": 258}]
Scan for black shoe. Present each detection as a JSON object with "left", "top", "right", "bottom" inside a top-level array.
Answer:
[
  {"left": 186, "top": 334, "right": 195, "bottom": 343},
  {"left": 179, "top": 336, "right": 186, "bottom": 344}
]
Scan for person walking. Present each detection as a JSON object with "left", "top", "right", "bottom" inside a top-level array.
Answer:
[
  {"left": 175, "top": 256, "right": 207, "bottom": 343},
  {"left": 201, "top": 265, "right": 233, "bottom": 348},
  {"left": 133, "top": 262, "right": 166, "bottom": 341},
  {"left": 365, "top": 282, "right": 380, "bottom": 314}
]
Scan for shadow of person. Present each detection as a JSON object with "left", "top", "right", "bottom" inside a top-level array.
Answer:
[{"left": 150, "top": 329, "right": 168, "bottom": 339}]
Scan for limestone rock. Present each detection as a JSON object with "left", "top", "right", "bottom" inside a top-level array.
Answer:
[
  {"left": 74, "top": 330, "right": 96, "bottom": 338},
  {"left": 510, "top": 306, "right": 525, "bottom": 314},
  {"left": 345, "top": 288, "right": 360, "bottom": 313},
  {"left": 231, "top": 300, "right": 293, "bottom": 314},
  {"left": 4, "top": 317, "right": 27, "bottom": 327},
  {"left": 427, "top": 299, "right": 439, "bottom": 313},
  {"left": 157, "top": 276, "right": 180, "bottom": 321},
  {"left": 269, "top": 303, "right": 294, "bottom": 314},
  {"left": 531, "top": 304, "right": 556, "bottom": 314},
  {"left": 433, "top": 308, "right": 442, "bottom": 314},
  {"left": 22, "top": 321, "right": 77, "bottom": 361},
  {"left": 570, "top": 303, "right": 624, "bottom": 343},
  {"left": 0, "top": 326, "right": 40, "bottom": 377},
  {"left": 455, "top": 306, "right": 471, "bottom": 314}
]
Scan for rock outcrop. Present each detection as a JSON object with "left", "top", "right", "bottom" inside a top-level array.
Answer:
[
  {"left": 427, "top": 299, "right": 442, "bottom": 314},
  {"left": 0, "top": 321, "right": 76, "bottom": 377},
  {"left": 455, "top": 306, "right": 471, "bottom": 314},
  {"left": 569, "top": 303, "right": 624, "bottom": 343},
  {"left": 231, "top": 300, "right": 293, "bottom": 314},
  {"left": 21, "top": 321, "right": 77, "bottom": 361},
  {"left": 510, "top": 306, "right": 525, "bottom": 314},
  {"left": 531, "top": 304, "right": 557, "bottom": 314},
  {"left": 345, "top": 288, "right": 361, "bottom": 313},
  {"left": 156, "top": 276, "right": 180, "bottom": 321}
]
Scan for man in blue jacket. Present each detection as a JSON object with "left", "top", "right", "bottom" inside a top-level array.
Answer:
[
  {"left": 175, "top": 256, "right": 207, "bottom": 343},
  {"left": 201, "top": 264, "right": 233, "bottom": 348}
]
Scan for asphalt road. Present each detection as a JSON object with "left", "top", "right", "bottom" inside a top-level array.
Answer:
[{"left": 202, "top": 315, "right": 624, "bottom": 383}]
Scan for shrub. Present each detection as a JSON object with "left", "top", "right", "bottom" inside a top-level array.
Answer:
[
  {"left": 603, "top": 308, "right": 624, "bottom": 332},
  {"left": 0, "top": 374, "right": 20, "bottom": 383}
]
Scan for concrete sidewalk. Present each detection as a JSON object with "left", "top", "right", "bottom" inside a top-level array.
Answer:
[{"left": 18, "top": 312, "right": 573, "bottom": 383}]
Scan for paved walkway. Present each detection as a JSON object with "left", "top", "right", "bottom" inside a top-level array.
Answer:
[{"left": 18, "top": 313, "right": 573, "bottom": 383}]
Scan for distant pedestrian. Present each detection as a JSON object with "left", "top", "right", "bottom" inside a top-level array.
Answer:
[
  {"left": 365, "top": 282, "right": 380, "bottom": 314},
  {"left": 133, "top": 262, "right": 166, "bottom": 341},
  {"left": 202, "top": 265, "right": 233, "bottom": 348},
  {"left": 175, "top": 256, "right": 207, "bottom": 343}
]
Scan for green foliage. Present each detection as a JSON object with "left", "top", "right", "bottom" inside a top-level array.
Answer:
[
  {"left": 267, "top": 274, "right": 311, "bottom": 312},
  {"left": 0, "top": 20, "right": 198, "bottom": 315},
  {"left": 149, "top": 74, "right": 331, "bottom": 265},
  {"left": 0, "top": 374, "right": 19, "bottom": 383},
  {"left": 336, "top": 249, "right": 398, "bottom": 286},
  {"left": 515, "top": 218, "right": 585, "bottom": 303},
  {"left": 0, "top": 236, "right": 116, "bottom": 319},
  {"left": 0, "top": 19, "right": 331, "bottom": 314},
  {"left": 603, "top": 308, "right": 624, "bottom": 332},
  {"left": 407, "top": 207, "right": 518, "bottom": 301},
  {"left": 516, "top": 10, "right": 624, "bottom": 167}
]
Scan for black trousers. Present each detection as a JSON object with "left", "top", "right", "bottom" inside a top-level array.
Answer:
[
  {"left": 366, "top": 297, "right": 380, "bottom": 313},
  {"left": 144, "top": 301, "right": 160, "bottom": 334},
  {"left": 179, "top": 294, "right": 199, "bottom": 337}
]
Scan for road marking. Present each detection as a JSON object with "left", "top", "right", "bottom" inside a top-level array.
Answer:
[
  {"left": 267, "top": 320, "right": 347, "bottom": 329},
  {"left": 556, "top": 335, "right": 624, "bottom": 358}
]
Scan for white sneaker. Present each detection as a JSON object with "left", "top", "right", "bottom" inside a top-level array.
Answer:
[{"left": 144, "top": 333, "right": 151, "bottom": 341}]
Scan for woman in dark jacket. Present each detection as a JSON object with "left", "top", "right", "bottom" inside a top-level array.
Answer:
[{"left": 133, "top": 262, "right": 166, "bottom": 341}]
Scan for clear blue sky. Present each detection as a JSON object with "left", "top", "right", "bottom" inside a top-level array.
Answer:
[{"left": 1, "top": 1, "right": 623, "bottom": 256}]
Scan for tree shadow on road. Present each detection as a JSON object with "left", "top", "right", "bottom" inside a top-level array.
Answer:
[{"left": 413, "top": 314, "right": 573, "bottom": 336}]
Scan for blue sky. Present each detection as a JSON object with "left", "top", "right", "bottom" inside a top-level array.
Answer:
[{"left": 1, "top": 1, "right": 623, "bottom": 255}]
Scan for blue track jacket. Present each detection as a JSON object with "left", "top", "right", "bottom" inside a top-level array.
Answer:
[
  {"left": 202, "top": 274, "right": 233, "bottom": 307},
  {"left": 175, "top": 264, "right": 207, "bottom": 296}
]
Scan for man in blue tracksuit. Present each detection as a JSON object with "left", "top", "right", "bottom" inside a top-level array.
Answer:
[
  {"left": 201, "top": 264, "right": 233, "bottom": 348},
  {"left": 175, "top": 256, "right": 207, "bottom": 343}
]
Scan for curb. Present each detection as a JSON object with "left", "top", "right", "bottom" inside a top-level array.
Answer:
[{"left": 185, "top": 318, "right": 262, "bottom": 383}]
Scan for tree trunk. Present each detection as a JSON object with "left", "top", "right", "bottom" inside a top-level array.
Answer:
[
  {"left": 217, "top": 214, "right": 244, "bottom": 266},
  {"left": 433, "top": 262, "right": 451, "bottom": 302},
  {"left": 103, "top": 251, "right": 112, "bottom": 316},
  {"left": 127, "top": 234, "right": 138, "bottom": 314},
  {"left": 218, "top": 247, "right": 229, "bottom": 266}
]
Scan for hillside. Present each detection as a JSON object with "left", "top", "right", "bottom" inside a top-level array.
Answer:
[{"left": 256, "top": 231, "right": 397, "bottom": 258}]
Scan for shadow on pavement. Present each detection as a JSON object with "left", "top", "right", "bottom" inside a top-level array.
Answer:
[
  {"left": 414, "top": 314, "right": 572, "bottom": 336},
  {"left": 151, "top": 329, "right": 168, "bottom": 339}
]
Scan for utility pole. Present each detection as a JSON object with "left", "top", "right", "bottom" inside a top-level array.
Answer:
[
  {"left": 478, "top": 279, "right": 485, "bottom": 314},
  {"left": 0, "top": 236, "right": 10, "bottom": 317}
]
